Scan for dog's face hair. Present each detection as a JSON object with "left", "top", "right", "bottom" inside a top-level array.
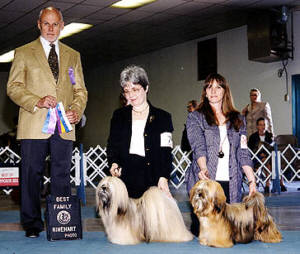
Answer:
[
  {"left": 98, "top": 184, "right": 111, "bottom": 211},
  {"left": 96, "top": 176, "right": 129, "bottom": 217},
  {"left": 190, "top": 180, "right": 226, "bottom": 217}
]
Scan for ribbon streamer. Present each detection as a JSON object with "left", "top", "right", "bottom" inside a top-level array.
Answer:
[
  {"left": 42, "top": 108, "right": 57, "bottom": 134},
  {"left": 68, "top": 67, "right": 76, "bottom": 85},
  {"left": 42, "top": 102, "right": 73, "bottom": 134},
  {"left": 56, "top": 102, "right": 72, "bottom": 133}
]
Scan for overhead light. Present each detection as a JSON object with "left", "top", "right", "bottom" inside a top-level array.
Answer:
[
  {"left": 59, "top": 22, "right": 93, "bottom": 40},
  {"left": 0, "top": 22, "right": 92, "bottom": 63},
  {"left": 0, "top": 50, "right": 15, "bottom": 63},
  {"left": 112, "top": 0, "right": 156, "bottom": 9}
]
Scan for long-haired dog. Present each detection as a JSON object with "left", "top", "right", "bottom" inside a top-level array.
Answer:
[
  {"left": 190, "top": 180, "right": 282, "bottom": 248},
  {"left": 96, "top": 176, "right": 193, "bottom": 245}
]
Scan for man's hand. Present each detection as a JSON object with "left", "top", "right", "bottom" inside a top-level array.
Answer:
[
  {"left": 66, "top": 110, "right": 79, "bottom": 124},
  {"left": 36, "top": 95, "right": 57, "bottom": 109}
]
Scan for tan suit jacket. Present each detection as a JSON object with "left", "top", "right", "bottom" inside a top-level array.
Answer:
[
  {"left": 7, "top": 38, "right": 88, "bottom": 141},
  {"left": 244, "top": 102, "right": 274, "bottom": 138}
]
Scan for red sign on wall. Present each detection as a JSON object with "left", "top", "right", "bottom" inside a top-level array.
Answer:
[{"left": 0, "top": 167, "right": 19, "bottom": 187}]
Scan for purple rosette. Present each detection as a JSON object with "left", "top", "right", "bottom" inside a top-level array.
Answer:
[{"left": 68, "top": 67, "right": 76, "bottom": 85}]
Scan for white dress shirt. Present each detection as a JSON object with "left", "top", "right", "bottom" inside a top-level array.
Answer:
[
  {"left": 215, "top": 125, "right": 230, "bottom": 181},
  {"left": 40, "top": 36, "right": 60, "bottom": 62},
  {"left": 129, "top": 119, "right": 147, "bottom": 157}
]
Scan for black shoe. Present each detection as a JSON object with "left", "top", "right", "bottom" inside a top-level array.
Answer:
[
  {"left": 264, "top": 186, "right": 270, "bottom": 193},
  {"left": 25, "top": 228, "right": 40, "bottom": 238},
  {"left": 281, "top": 185, "right": 287, "bottom": 192}
]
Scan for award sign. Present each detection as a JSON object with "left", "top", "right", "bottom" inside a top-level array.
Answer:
[
  {"left": 0, "top": 166, "right": 19, "bottom": 187},
  {"left": 45, "top": 195, "right": 82, "bottom": 241}
]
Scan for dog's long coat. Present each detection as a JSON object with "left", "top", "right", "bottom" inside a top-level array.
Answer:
[
  {"left": 96, "top": 176, "right": 193, "bottom": 245},
  {"left": 190, "top": 180, "right": 282, "bottom": 248}
]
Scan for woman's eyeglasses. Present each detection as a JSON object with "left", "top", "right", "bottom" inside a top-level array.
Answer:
[{"left": 123, "top": 87, "right": 142, "bottom": 96}]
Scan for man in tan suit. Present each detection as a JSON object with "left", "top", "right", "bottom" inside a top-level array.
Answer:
[{"left": 7, "top": 7, "right": 87, "bottom": 238}]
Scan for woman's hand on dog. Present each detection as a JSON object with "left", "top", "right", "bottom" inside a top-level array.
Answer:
[
  {"left": 249, "top": 181, "right": 257, "bottom": 196},
  {"left": 197, "top": 157, "right": 209, "bottom": 180},
  {"left": 158, "top": 177, "right": 172, "bottom": 198},
  {"left": 198, "top": 168, "right": 210, "bottom": 180},
  {"left": 243, "top": 165, "right": 257, "bottom": 197},
  {"left": 110, "top": 163, "right": 122, "bottom": 177}
]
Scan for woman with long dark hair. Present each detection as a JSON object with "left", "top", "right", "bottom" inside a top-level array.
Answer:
[
  {"left": 185, "top": 73, "right": 256, "bottom": 235},
  {"left": 186, "top": 73, "right": 256, "bottom": 202}
]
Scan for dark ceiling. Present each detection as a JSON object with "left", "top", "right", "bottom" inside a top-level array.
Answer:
[{"left": 1, "top": 0, "right": 300, "bottom": 69}]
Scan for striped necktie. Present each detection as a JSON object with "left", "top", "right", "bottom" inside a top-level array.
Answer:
[{"left": 48, "top": 44, "right": 59, "bottom": 83}]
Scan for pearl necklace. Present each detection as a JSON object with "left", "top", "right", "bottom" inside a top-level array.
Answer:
[{"left": 132, "top": 104, "right": 149, "bottom": 114}]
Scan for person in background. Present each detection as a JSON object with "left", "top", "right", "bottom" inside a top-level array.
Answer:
[
  {"left": 181, "top": 100, "right": 197, "bottom": 153},
  {"left": 6, "top": 6, "right": 87, "bottom": 238},
  {"left": 185, "top": 73, "right": 256, "bottom": 236},
  {"left": 107, "top": 65, "right": 173, "bottom": 198},
  {"left": 248, "top": 117, "right": 287, "bottom": 193},
  {"left": 242, "top": 88, "right": 274, "bottom": 138}
]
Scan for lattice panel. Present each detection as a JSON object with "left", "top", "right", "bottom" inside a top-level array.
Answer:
[
  {"left": 170, "top": 145, "right": 192, "bottom": 189},
  {"left": 280, "top": 144, "right": 300, "bottom": 182},
  {"left": 1, "top": 144, "right": 299, "bottom": 195},
  {"left": 249, "top": 145, "right": 273, "bottom": 187},
  {"left": 84, "top": 145, "right": 108, "bottom": 188}
]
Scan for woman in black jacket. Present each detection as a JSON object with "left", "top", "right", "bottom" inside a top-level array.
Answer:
[{"left": 107, "top": 65, "right": 174, "bottom": 198}]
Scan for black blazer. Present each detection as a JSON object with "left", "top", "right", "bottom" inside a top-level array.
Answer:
[
  {"left": 107, "top": 102, "right": 174, "bottom": 184},
  {"left": 248, "top": 131, "right": 273, "bottom": 152}
]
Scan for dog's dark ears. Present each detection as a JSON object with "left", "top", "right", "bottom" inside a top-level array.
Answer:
[
  {"left": 213, "top": 199, "right": 224, "bottom": 213},
  {"left": 117, "top": 206, "right": 127, "bottom": 216},
  {"left": 117, "top": 197, "right": 128, "bottom": 216},
  {"left": 213, "top": 193, "right": 226, "bottom": 213}
]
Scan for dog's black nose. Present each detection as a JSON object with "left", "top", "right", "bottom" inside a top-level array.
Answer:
[{"left": 102, "top": 186, "right": 107, "bottom": 192}]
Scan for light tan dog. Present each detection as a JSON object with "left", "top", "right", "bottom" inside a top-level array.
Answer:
[
  {"left": 96, "top": 176, "right": 193, "bottom": 245},
  {"left": 190, "top": 180, "right": 282, "bottom": 248}
]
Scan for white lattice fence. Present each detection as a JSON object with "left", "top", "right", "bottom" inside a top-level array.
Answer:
[
  {"left": 84, "top": 145, "right": 108, "bottom": 189},
  {"left": 249, "top": 145, "right": 273, "bottom": 187},
  {"left": 0, "top": 146, "right": 21, "bottom": 164},
  {"left": 171, "top": 145, "right": 192, "bottom": 189},
  {"left": 280, "top": 144, "right": 300, "bottom": 182},
  {"left": 1, "top": 144, "right": 299, "bottom": 194}
]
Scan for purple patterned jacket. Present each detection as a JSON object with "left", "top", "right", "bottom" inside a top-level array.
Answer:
[{"left": 185, "top": 111, "right": 253, "bottom": 203}]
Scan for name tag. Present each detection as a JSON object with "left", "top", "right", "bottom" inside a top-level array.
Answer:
[{"left": 160, "top": 132, "right": 173, "bottom": 148}]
